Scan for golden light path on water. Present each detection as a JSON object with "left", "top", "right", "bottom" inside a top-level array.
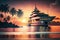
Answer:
[
  {"left": 0, "top": 26, "right": 60, "bottom": 34},
  {"left": 0, "top": 26, "right": 60, "bottom": 38}
]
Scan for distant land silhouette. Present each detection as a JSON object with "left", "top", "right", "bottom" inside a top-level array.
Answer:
[
  {"left": 49, "top": 17, "right": 60, "bottom": 26},
  {"left": 49, "top": 21, "right": 60, "bottom": 26},
  {"left": 55, "top": 17, "right": 60, "bottom": 20},
  {"left": 54, "top": 17, "right": 60, "bottom": 20},
  {"left": 0, "top": 21, "right": 19, "bottom": 28}
]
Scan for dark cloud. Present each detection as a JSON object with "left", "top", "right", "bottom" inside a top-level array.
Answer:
[
  {"left": 0, "top": 0, "right": 56, "bottom": 4},
  {"left": 54, "top": 0, "right": 60, "bottom": 6},
  {"left": 1, "top": 0, "right": 59, "bottom": 8},
  {"left": 0, "top": 0, "right": 59, "bottom": 6},
  {"left": 0, "top": 0, "right": 8, "bottom": 4}
]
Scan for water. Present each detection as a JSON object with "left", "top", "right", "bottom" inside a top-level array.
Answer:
[{"left": 0, "top": 26, "right": 60, "bottom": 40}]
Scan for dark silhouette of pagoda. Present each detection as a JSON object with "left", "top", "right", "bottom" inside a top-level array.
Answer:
[
  {"left": 28, "top": 4, "right": 55, "bottom": 32},
  {"left": 29, "top": 4, "right": 55, "bottom": 26}
]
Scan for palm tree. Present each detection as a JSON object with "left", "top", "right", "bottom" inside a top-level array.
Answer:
[
  {"left": 0, "top": 4, "right": 9, "bottom": 13},
  {"left": 0, "top": 14, "right": 3, "bottom": 18},
  {"left": 10, "top": 8, "right": 16, "bottom": 16},
  {"left": 3, "top": 16, "right": 10, "bottom": 22},
  {"left": 17, "top": 9, "right": 23, "bottom": 17},
  {"left": 6, "top": 16, "right": 10, "bottom": 21},
  {"left": 0, "top": 4, "right": 10, "bottom": 21}
]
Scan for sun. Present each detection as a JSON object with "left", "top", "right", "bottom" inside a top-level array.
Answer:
[
  {"left": 22, "top": 19, "right": 26, "bottom": 23},
  {"left": 21, "top": 18, "right": 28, "bottom": 23}
]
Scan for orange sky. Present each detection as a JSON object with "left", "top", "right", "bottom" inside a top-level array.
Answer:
[
  {"left": 1, "top": 0, "right": 60, "bottom": 26},
  {"left": 10, "top": 3, "right": 60, "bottom": 22},
  {"left": 8, "top": 2, "right": 60, "bottom": 26}
]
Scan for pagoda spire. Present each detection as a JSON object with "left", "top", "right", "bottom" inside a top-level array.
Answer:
[
  {"left": 33, "top": 2, "right": 40, "bottom": 13},
  {"left": 35, "top": 2, "right": 37, "bottom": 10}
]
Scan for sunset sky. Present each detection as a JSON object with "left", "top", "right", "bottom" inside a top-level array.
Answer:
[{"left": 0, "top": 0, "right": 60, "bottom": 26}]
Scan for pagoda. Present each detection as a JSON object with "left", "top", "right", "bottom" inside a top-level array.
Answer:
[{"left": 28, "top": 4, "right": 55, "bottom": 31}]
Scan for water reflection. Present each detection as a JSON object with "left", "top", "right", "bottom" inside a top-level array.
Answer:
[
  {"left": 0, "top": 26, "right": 60, "bottom": 40},
  {"left": 28, "top": 26, "right": 50, "bottom": 38}
]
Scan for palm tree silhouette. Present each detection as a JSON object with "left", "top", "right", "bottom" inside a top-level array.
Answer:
[
  {"left": 17, "top": 9, "right": 23, "bottom": 17},
  {"left": 0, "top": 14, "right": 3, "bottom": 18},
  {"left": 0, "top": 4, "right": 19, "bottom": 28},
  {"left": 0, "top": 4, "right": 10, "bottom": 21},
  {"left": 10, "top": 8, "right": 16, "bottom": 16},
  {"left": 5, "top": 16, "right": 10, "bottom": 21},
  {"left": 0, "top": 4, "right": 9, "bottom": 13}
]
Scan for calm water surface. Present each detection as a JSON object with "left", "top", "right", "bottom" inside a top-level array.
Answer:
[{"left": 0, "top": 26, "right": 60, "bottom": 40}]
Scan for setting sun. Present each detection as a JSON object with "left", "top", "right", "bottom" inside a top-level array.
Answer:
[{"left": 21, "top": 18, "right": 27, "bottom": 23}]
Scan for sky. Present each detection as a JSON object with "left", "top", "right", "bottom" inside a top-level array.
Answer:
[
  {"left": 0, "top": 0, "right": 60, "bottom": 26},
  {"left": 0, "top": 0, "right": 60, "bottom": 17}
]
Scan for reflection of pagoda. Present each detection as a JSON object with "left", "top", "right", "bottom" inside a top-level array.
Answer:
[{"left": 28, "top": 4, "right": 55, "bottom": 32}]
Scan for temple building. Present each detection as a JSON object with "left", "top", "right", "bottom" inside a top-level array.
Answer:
[{"left": 28, "top": 5, "right": 55, "bottom": 32}]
